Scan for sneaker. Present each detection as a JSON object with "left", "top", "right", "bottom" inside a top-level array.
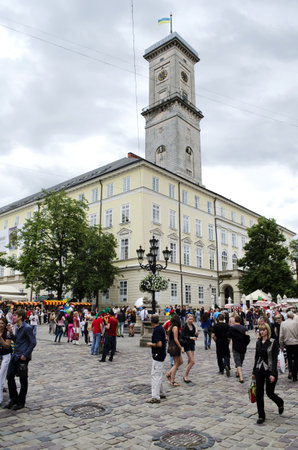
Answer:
[
  {"left": 160, "top": 395, "right": 166, "bottom": 399},
  {"left": 146, "top": 398, "right": 160, "bottom": 404},
  {"left": 278, "top": 404, "right": 284, "bottom": 415},
  {"left": 225, "top": 365, "right": 230, "bottom": 377},
  {"left": 12, "top": 403, "right": 25, "bottom": 411}
]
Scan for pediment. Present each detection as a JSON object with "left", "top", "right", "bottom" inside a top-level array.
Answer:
[
  {"left": 194, "top": 240, "right": 204, "bottom": 247},
  {"left": 117, "top": 227, "right": 132, "bottom": 236},
  {"left": 208, "top": 243, "right": 216, "bottom": 250},
  {"left": 168, "top": 233, "right": 179, "bottom": 240},
  {"left": 182, "top": 237, "right": 192, "bottom": 244},
  {"left": 150, "top": 228, "right": 163, "bottom": 237}
]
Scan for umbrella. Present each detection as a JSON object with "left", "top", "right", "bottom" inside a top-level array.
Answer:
[
  {"left": 225, "top": 303, "right": 241, "bottom": 309},
  {"left": 255, "top": 301, "right": 270, "bottom": 307},
  {"left": 134, "top": 297, "right": 144, "bottom": 308}
]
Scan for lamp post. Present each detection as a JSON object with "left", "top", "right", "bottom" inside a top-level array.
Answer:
[{"left": 136, "top": 236, "right": 172, "bottom": 314}]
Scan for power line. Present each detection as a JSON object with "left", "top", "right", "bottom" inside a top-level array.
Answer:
[{"left": 131, "top": 0, "right": 140, "bottom": 154}]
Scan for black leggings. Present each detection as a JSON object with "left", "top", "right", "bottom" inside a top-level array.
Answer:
[{"left": 255, "top": 370, "right": 283, "bottom": 419}]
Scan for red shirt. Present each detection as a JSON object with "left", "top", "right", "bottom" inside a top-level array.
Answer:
[
  {"left": 106, "top": 317, "right": 118, "bottom": 336},
  {"left": 92, "top": 317, "right": 103, "bottom": 334}
]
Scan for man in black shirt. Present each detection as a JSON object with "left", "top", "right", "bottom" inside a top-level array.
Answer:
[
  {"left": 212, "top": 314, "right": 231, "bottom": 376},
  {"left": 146, "top": 314, "right": 166, "bottom": 404}
]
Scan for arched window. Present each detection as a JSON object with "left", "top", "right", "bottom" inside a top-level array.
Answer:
[
  {"left": 232, "top": 253, "right": 238, "bottom": 270},
  {"left": 185, "top": 147, "right": 193, "bottom": 176},
  {"left": 222, "top": 250, "right": 228, "bottom": 270},
  {"left": 156, "top": 145, "right": 166, "bottom": 166}
]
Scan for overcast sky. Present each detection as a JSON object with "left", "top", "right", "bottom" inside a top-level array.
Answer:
[{"left": 0, "top": 0, "right": 297, "bottom": 235}]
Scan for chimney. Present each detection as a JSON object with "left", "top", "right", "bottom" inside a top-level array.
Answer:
[{"left": 127, "top": 152, "right": 141, "bottom": 159}]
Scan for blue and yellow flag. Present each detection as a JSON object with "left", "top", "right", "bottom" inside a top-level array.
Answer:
[{"left": 158, "top": 17, "right": 171, "bottom": 25}]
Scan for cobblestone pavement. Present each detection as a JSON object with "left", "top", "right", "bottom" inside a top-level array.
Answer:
[{"left": 0, "top": 324, "right": 297, "bottom": 450}]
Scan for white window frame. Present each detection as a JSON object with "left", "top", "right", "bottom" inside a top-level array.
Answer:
[
  {"left": 196, "top": 247, "right": 203, "bottom": 268},
  {"left": 183, "top": 215, "right": 190, "bottom": 233},
  {"left": 123, "top": 176, "right": 130, "bottom": 193},
  {"left": 195, "top": 195, "right": 200, "bottom": 209},
  {"left": 119, "top": 281, "right": 128, "bottom": 302},
  {"left": 152, "top": 176, "right": 160, "bottom": 193},
  {"left": 195, "top": 219, "right": 202, "bottom": 237},
  {"left": 222, "top": 250, "right": 228, "bottom": 270},
  {"left": 104, "top": 209, "right": 113, "bottom": 228},
  {"left": 152, "top": 203, "right": 160, "bottom": 223},
  {"left": 121, "top": 204, "right": 130, "bottom": 224},
  {"left": 198, "top": 286, "right": 204, "bottom": 304},
  {"left": 91, "top": 188, "right": 98, "bottom": 203},
  {"left": 106, "top": 183, "right": 113, "bottom": 198},
  {"left": 207, "top": 201, "right": 213, "bottom": 214},
  {"left": 183, "top": 245, "right": 190, "bottom": 266},
  {"left": 185, "top": 285, "right": 191, "bottom": 304},
  {"left": 220, "top": 207, "right": 225, "bottom": 218},
  {"left": 208, "top": 224, "right": 214, "bottom": 241},
  {"left": 232, "top": 254, "right": 238, "bottom": 270},
  {"left": 169, "top": 209, "right": 176, "bottom": 229},
  {"left": 78, "top": 193, "right": 85, "bottom": 201},
  {"left": 241, "top": 215, "right": 245, "bottom": 226},
  {"left": 15, "top": 216, "right": 19, "bottom": 227},
  {"left": 231, "top": 211, "right": 236, "bottom": 222},
  {"left": 0, "top": 266, "right": 4, "bottom": 277},
  {"left": 89, "top": 214, "right": 97, "bottom": 227},
  {"left": 232, "top": 233, "right": 237, "bottom": 247},
  {"left": 171, "top": 283, "right": 178, "bottom": 303},
  {"left": 170, "top": 242, "right": 177, "bottom": 263},
  {"left": 4, "top": 220, "right": 8, "bottom": 229},
  {"left": 241, "top": 237, "right": 246, "bottom": 248},
  {"left": 209, "top": 251, "right": 215, "bottom": 270},
  {"left": 221, "top": 229, "right": 226, "bottom": 244},
  {"left": 182, "top": 190, "right": 188, "bottom": 204},
  {"left": 120, "top": 237, "right": 129, "bottom": 260},
  {"left": 169, "top": 184, "right": 175, "bottom": 199},
  {"left": 26, "top": 211, "right": 32, "bottom": 220}
]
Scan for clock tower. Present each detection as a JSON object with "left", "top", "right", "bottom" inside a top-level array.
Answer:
[{"left": 142, "top": 32, "right": 203, "bottom": 185}]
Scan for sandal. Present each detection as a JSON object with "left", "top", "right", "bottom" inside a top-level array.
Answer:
[
  {"left": 170, "top": 382, "right": 180, "bottom": 387},
  {"left": 165, "top": 374, "right": 171, "bottom": 380},
  {"left": 183, "top": 377, "right": 191, "bottom": 384}
]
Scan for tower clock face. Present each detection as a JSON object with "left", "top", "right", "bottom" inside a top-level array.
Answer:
[
  {"left": 158, "top": 69, "right": 168, "bottom": 81},
  {"left": 181, "top": 71, "right": 188, "bottom": 82}
]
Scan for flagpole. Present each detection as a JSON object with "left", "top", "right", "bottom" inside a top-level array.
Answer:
[{"left": 170, "top": 12, "right": 172, "bottom": 33}]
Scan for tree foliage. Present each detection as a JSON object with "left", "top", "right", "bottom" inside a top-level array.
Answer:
[
  {"left": 237, "top": 216, "right": 295, "bottom": 298},
  {"left": 3, "top": 190, "right": 118, "bottom": 299}
]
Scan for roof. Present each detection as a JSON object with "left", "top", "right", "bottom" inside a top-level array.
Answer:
[
  {"left": 143, "top": 32, "right": 199, "bottom": 62},
  {"left": 0, "top": 156, "right": 139, "bottom": 215}
]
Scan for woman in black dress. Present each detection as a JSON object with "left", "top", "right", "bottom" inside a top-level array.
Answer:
[
  {"left": 165, "top": 315, "right": 184, "bottom": 386},
  {"left": 181, "top": 314, "right": 198, "bottom": 383}
]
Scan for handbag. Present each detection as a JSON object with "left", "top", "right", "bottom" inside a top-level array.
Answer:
[
  {"left": 16, "top": 361, "right": 28, "bottom": 378},
  {"left": 248, "top": 380, "right": 256, "bottom": 403},
  {"left": 278, "top": 349, "right": 286, "bottom": 373}
]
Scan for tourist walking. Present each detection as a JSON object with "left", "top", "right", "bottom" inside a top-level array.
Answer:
[
  {"left": 0, "top": 317, "right": 12, "bottom": 405},
  {"left": 279, "top": 311, "right": 298, "bottom": 382},
  {"left": 54, "top": 311, "right": 65, "bottom": 343},
  {"left": 212, "top": 313, "right": 231, "bottom": 376},
  {"left": 72, "top": 311, "right": 80, "bottom": 345},
  {"left": 228, "top": 315, "right": 250, "bottom": 383},
  {"left": 128, "top": 309, "right": 136, "bottom": 337},
  {"left": 48, "top": 311, "right": 56, "bottom": 334},
  {"left": 201, "top": 312, "right": 212, "bottom": 350},
  {"left": 100, "top": 310, "right": 118, "bottom": 362},
  {"left": 29, "top": 309, "right": 38, "bottom": 337},
  {"left": 91, "top": 314, "right": 103, "bottom": 355},
  {"left": 165, "top": 315, "right": 184, "bottom": 386},
  {"left": 67, "top": 311, "right": 74, "bottom": 342},
  {"left": 252, "top": 322, "right": 284, "bottom": 424},
  {"left": 181, "top": 314, "right": 198, "bottom": 383},
  {"left": 146, "top": 314, "right": 167, "bottom": 403},
  {"left": 117, "top": 308, "right": 126, "bottom": 337},
  {"left": 4, "top": 309, "right": 36, "bottom": 410}
]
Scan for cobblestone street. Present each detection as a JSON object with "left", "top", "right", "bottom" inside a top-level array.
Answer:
[{"left": 0, "top": 324, "right": 297, "bottom": 449}]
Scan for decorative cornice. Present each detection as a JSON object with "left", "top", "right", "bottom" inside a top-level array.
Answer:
[{"left": 142, "top": 94, "right": 203, "bottom": 120}]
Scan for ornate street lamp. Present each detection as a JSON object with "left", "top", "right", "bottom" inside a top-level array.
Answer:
[{"left": 136, "top": 236, "right": 172, "bottom": 313}]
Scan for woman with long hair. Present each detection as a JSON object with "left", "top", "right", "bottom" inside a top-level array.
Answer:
[
  {"left": 72, "top": 311, "right": 80, "bottom": 345},
  {"left": 165, "top": 315, "right": 184, "bottom": 386},
  {"left": 181, "top": 314, "right": 198, "bottom": 383},
  {"left": 54, "top": 311, "right": 65, "bottom": 343},
  {"left": 252, "top": 322, "right": 284, "bottom": 424},
  {"left": 129, "top": 310, "right": 136, "bottom": 337},
  {"left": 0, "top": 317, "right": 12, "bottom": 405}
]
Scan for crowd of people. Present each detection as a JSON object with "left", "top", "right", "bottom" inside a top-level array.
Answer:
[{"left": 0, "top": 301, "right": 297, "bottom": 425}]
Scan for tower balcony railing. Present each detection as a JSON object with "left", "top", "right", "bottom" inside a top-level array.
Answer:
[{"left": 142, "top": 91, "right": 203, "bottom": 116}]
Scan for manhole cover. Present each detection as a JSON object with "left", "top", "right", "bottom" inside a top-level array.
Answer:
[
  {"left": 153, "top": 429, "right": 214, "bottom": 449},
  {"left": 64, "top": 403, "right": 111, "bottom": 419},
  {"left": 125, "top": 383, "right": 151, "bottom": 394}
]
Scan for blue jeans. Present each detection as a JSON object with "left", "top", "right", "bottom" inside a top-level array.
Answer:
[
  {"left": 203, "top": 329, "right": 211, "bottom": 349},
  {"left": 31, "top": 325, "right": 37, "bottom": 337},
  {"left": 55, "top": 325, "right": 63, "bottom": 342},
  {"left": 91, "top": 333, "right": 101, "bottom": 355}
]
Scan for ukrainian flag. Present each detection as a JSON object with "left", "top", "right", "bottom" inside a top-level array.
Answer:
[{"left": 158, "top": 17, "right": 171, "bottom": 25}]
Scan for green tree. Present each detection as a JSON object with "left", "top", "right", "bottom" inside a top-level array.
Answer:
[
  {"left": 3, "top": 190, "right": 118, "bottom": 299},
  {"left": 237, "top": 217, "right": 295, "bottom": 299}
]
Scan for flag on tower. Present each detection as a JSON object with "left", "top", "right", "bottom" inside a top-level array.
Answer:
[{"left": 158, "top": 17, "right": 171, "bottom": 24}]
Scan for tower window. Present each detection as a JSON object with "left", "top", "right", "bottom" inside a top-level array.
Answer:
[
  {"left": 156, "top": 145, "right": 166, "bottom": 167},
  {"left": 185, "top": 147, "right": 193, "bottom": 176}
]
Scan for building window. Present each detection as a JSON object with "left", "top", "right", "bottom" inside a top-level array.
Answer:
[
  {"left": 232, "top": 254, "right": 238, "bottom": 270},
  {"left": 220, "top": 207, "right": 225, "bottom": 218},
  {"left": 89, "top": 214, "right": 97, "bottom": 227},
  {"left": 196, "top": 248, "right": 203, "bottom": 268},
  {"left": 231, "top": 211, "right": 236, "bottom": 222},
  {"left": 222, "top": 251, "right": 228, "bottom": 270},
  {"left": 182, "top": 190, "right": 188, "bottom": 204},
  {"left": 10, "top": 268, "right": 15, "bottom": 276},
  {"left": 152, "top": 176, "right": 160, "bottom": 192},
  {"left": 211, "top": 287, "right": 217, "bottom": 303},
  {"left": 156, "top": 146, "right": 166, "bottom": 166},
  {"left": 171, "top": 283, "right": 178, "bottom": 303},
  {"left": 0, "top": 266, "right": 4, "bottom": 277},
  {"left": 183, "top": 215, "right": 190, "bottom": 233},
  {"left": 169, "top": 209, "right": 176, "bottom": 229},
  {"left": 209, "top": 251, "right": 215, "bottom": 270},
  {"left": 27, "top": 211, "right": 32, "bottom": 220},
  {"left": 4, "top": 220, "right": 8, "bottom": 229},
  {"left": 185, "top": 147, "right": 193, "bottom": 176},
  {"left": 102, "top": 290, "right": 110, "bottom": 303},
  {"left": 14, "top": 216, "right": 19, "bottom": 227},
  {"left": 185, "top": 285, "right": 191, "bottom": 304},
  {"left": 241, "top": 215, "right": 245, "bottom": 226},
  {"left": 194, "top": 195, "right": 200, "bottom": 209},
  {"left": 123, "top": 176, "right": 130, "bottom": 193},
  {"left": 78, "top": 193, "right": 84, "bottom": 201},
  {"left": 170, "top": 242, "right": 177, "bottom": 263},
  {"left": 91, "top": 188, "right": 98, "bottom": 203},
  {"left": 207, "top": 201, "right": 213, "bottom": 214},
  {"left": 152, "top": 204, "right": 160, "bottom": 223},
  {"left": 183, "top": 245, "right": 190, "bottom": 266},
  {"left": 221, "top": 229, "right": 226, "bottom": 244},
  {"left": 119, "top": 281, "right": 128, "bottom": 302},
  {"left": 249, "top": 219, "right": 253, "bottom": 227},
  {"left": 120, "top": 238, "right": 129, "bottom": 260},
  {"left": 232, "top": 233, "right": 237, "bottom": 247},
  {"left": 195, "top": 219, "right": 202, "bottom": 237},
  {"left": 198, "top": 286, "right": 204, "bottom": 304},
  {"left": 169, "top": 184, "right": 175, "bottom": 199},
  {"left": 121, "top": 204, "right": 130, "bottom": 223},
  {"left": 106, "top": 183, "right": 113, "bottom": 198},
  {"left": 104, "top": 209, "right": 113, "bottom": 228},
  {"left": 208, "top": 224, "right": 214, "bottom": 241},
  {"left": 241, "top": 237, "right": 246, "bottom": 248}
]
